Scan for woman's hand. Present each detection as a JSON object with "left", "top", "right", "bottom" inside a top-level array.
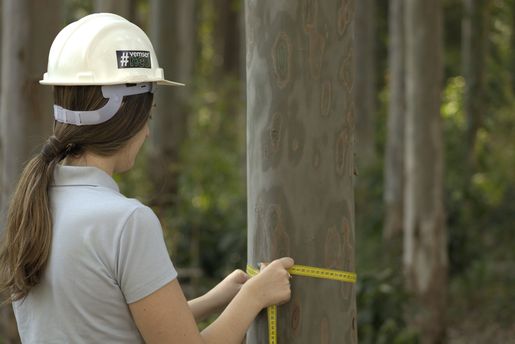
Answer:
[
  {"left": 206, "top": 269, "right": 250, "bottom": 312},
  {"left": 242, "top": 257, "right": 294, "bottom": 309}
]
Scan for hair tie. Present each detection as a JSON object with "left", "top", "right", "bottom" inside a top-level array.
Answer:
[{"left": 40, "top": 136, "right": 65, "bottom": 163}]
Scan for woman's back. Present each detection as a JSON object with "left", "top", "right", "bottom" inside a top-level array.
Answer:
[{"left": 13, "top": 164, "right": 178, "bottom": 343}]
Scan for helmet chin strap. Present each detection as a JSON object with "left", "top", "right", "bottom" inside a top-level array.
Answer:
[{"left": 53, "top": 82, "right": 155, "bottom": 126}]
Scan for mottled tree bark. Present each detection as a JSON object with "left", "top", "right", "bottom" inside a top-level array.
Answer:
[
  {"left": 0, "top": 0, "right": 60, "bottom": 342},
  {"left": 353, "top": 0, "right": 376, "bottom": 167},
  {"left": 404, "top": 1, "right": 448, "bottom": 343},
  {"left": 384, "top": 0, "right": 405, "bottom": 239},
  {"left": 148, "top": 0, "right": 196, "bottom": 209},
  {"left": 246, "top": 1, "right": 357, "bottom": 343},
  {"left": 462, "top": 0, "right": 490, "bottom": 168}
]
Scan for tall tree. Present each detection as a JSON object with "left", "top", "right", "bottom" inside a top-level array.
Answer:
[
  {"left": 147, "top": 0, "right": 196, "bottom": 210},
  {"left": 404, "top": 1, "right": 448, "bottom": 343},
  {"left": 511, "top": 0, "right": 515, "bottom": 94},
  {"left": 212, "top": 0, "right": 243, "bottom": 121},
  {"left": 384, "top": 0, "right": 405, "bottom": 239},
  {"left": 213, "top": 0, "right": 241, "bottom": 78},
  {"left": 462, "top": 0, "right": 490, "bottom": 168},
  {"left": 94, "top": 0, "right": 135, "bottom": 20},
  {"left": 246, "top": 1, "right": 357, "bottom": 343},
  {"left": 0, "top": 2, "right": 3, "bottom": 198},
  {"left": 0, "top": 0, "right": 61, "bottom": 342},
  {"left": 353, "top": 0, "right": 376, "bottom": 167}
]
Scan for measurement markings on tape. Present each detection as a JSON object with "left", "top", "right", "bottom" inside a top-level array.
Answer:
[
  {"left": 288, "top": 265, "right": 357, "bottom": 283},
  {"left": 267, "top": 305, "right": 277, "bottom": 343}
]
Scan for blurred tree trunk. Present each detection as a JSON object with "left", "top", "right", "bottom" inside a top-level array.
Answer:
[
  {"left": 148, "top": 0, "right": 196, "bottom": 208},
  {"left": 246, "top": 1, "right": 357, "bottom": 343},
  {"left": 353, "top": 0, "right": 376, "bottom": 167},
  {"left": 237, "top": 0, "right": 247, "bottom": 195},
  {"left": 462, "top": 0, "right": 490, "bottom": 168},
  {"left": 404, "top": 1, "right": 448, "bottom": 343},
  {"left": 94, "top": 0, "right": 136, "bottom": 20},
  {"left": 0, "top": 2, "right": 3, "bottom": 198},
  {"left": 0, "top": 0, "right": 60, "bottom": 342},
  {"left": 511, "top": 1, "right": 515, "bottom": 93},
  {"left": 212, "top": 0, "right": 246, "bottom": 188},
  {"left": 213, "top": 0, "right": 241, "bottom": 77},
  {"left": 384, "top": 0, "right": 405, "bottom": 240},
  {"left": 148, "top": 0, "right": 197, "bottom": 293}
]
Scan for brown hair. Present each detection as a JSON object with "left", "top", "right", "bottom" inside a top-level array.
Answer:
[{"left": 0, "top": 85, "right": 153, "bottom": 303}]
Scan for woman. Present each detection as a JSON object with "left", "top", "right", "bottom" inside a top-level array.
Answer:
[{"left": 0, "top": 13, "right": 293, "bottom": 343}]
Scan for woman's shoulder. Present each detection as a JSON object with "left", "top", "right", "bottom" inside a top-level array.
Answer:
[
  {"left": 87, "top": 193, "right": 153, "bottom": 223},
  {"left": 51, "top": 184, "right": 155, "bottom": 227},
  {"left": 96, "top": 195, "right": 160, "bottom": 231}
]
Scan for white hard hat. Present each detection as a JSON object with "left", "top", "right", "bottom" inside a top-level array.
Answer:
[
  {"left": 41, "top": 13, "right": 184, "bottom": 126},
  {"left": 40, "top": 12, "right": 184, "bottom": 87}
]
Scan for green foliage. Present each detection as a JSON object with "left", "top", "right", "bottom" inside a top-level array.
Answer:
[
  {"left": 439, "top": 56, "right": 515, "bottom": 279},
  {"left": 354, "top": 80, "right": 414, "bottom": 342},
  {"left": 157, "top": 0, "right": 249, "bottom": 288},
  {"left": 168, "top": 73, "right": 247, "bottom": 284},
  {"left": 356, "top": 0, "right": 515, "bottom": 338},
  {"left": 358, "top": 269, "right": 419, "bottom": 344}
]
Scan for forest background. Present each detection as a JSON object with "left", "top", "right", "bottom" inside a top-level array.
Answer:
[{"left": 0, "top": 0, "right": 514, "bottom": 343}]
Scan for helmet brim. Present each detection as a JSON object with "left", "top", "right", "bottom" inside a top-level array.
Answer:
[
  {"left": 39, "top": 79, "right": 186, "bottom": 87},
  {"left": 157, "top": 79, "right": 186, "bottom": 87}
]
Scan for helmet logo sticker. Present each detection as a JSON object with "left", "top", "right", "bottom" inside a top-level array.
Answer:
[{"left": 116, "top": 50, "right": 151, "bottom": 68}]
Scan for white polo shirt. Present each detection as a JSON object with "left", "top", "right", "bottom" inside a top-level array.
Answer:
[{"left": 13, "top": 164, "right": 178, "bottom": 343}]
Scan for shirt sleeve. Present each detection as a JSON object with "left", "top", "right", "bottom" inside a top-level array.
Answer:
[{"left": 116, "top": 205, "right": 178, "bottom": 304}]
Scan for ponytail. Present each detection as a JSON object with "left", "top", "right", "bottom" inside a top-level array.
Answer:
[
  {"left": 0, "top": 85, "right": 152, "bottom": 304},
  {"left": 0, "top": 136, "right": 73, "bottom": 303}
]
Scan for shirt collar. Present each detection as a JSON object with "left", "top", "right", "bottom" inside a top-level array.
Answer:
[{"left": 51, "top": 164, "right": 120, "bottom": 193}]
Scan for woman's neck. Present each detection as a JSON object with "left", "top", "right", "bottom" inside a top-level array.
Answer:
[{"left": 63, "top": 153, "right": 116, "bottom": 176}]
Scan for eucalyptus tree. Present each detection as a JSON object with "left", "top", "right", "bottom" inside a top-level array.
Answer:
[{"left": 245, "top": 1, "right": 357, "bottom": 342}]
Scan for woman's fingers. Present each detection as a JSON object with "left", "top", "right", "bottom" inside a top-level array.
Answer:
[{"left": 259, "top": 257, "right": 294, "bottom": 271}]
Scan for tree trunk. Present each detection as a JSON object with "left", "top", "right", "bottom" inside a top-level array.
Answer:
[
  {"left": 147, "top": 0, "right": 197, "bottom": 290},
  {"left": 0, "top": 0, "right": 61, "bottom": 342},
  {"left": 404, "top": 1, "right": 448, "bottom": 343},
  {"left": 246, "top": 1, "right": 357, "bottom": 343},
  {"left": 353, "top": 0, "right": 376, "bottom": 168},
  {"left": 0, "top": 2, "right": 3, "bottom": 198},
  {"left": 94, "top": 0, "right": 135, "bottom": 20},
  {"left": 462, "top": 0, "right": 490, "bottom": 168},
  {"left": 147, "top": 0, "right": 196, "bottom": 209},
  {"left": 213, "top": 0, "right": 241, "bottom": 78},
  {"left": 511, "top": 0, "right": 515, "bottom": 93},
  {"left": 384, "top": 0, "right": 405, "bottom": 240}
]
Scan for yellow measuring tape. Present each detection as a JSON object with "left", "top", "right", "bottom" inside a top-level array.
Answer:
[{"left": 246, "top": 263, "right": 357, "bottom": 344}]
